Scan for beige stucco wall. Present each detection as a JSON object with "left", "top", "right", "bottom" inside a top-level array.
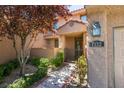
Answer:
[
  {"left": 31, "top": 48, "right": 57, "bottom": 59},
  {"left": 31, "top": 34, "right": 56, "bottom": 58},
  {"left": 59, "top": 35, "right": 65, "bottom": 49},
  {"left": 0, "top": 38, "right": 16, "bottom": 64},
  {"left": 86, "top": 5, "right": 124, "bottom": 88},
  {"left": 58, "top": 21, "right": 86, "bottom": 34},
  {"left": 31, "top": 33, "right": 61, "bottom": 58},
  {"left": 0, "top": 34, "right": 43, "bottom": 64},
  {"left": 86, "top": 6, "right": 108, "bottom": 88},
  {"left": 32, "top": 33, "right": 47, "bottom": 48},
  {"left": 46, "top": 39, "right": 55, "bottom": 48},
  {"left": 0, "top": 32, "right": 54, "bottom": 64}
]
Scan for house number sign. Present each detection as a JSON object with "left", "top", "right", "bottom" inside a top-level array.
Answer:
[{"left": 89, "top": 40, "right": 104, "bottom": 47}]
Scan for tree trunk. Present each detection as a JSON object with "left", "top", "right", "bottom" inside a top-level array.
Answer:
[
  {"left": 20, "top": 63, "right": 25, "bottom": 76},
  {"left": 18, "top": 49, "right": 30, "bottom": 76},
  {"left": 15, "top": 37, "right": 33, "bottom": 76},
  {"left": 11, "top": 35, "right": 35, "bottom": 77}
]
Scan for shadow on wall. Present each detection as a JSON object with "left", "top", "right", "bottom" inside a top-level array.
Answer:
[
  {"left": 30, "top": 48, "right": 61, "bottom": 59},
  {"left": 0, "top": 38, "right": 16, "bottom": 64}
]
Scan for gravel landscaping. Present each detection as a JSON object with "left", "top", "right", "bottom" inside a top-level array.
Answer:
[
  {"left": 35, "top": 63, "right": 76, "bottom": 88},
  {"left": 0, "top": 62, "right": 88, "bottom": 88},
  {"left": 63, "top": 75, "right": 88, "bottom": 88}
]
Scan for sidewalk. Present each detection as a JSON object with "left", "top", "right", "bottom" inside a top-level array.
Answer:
[{"left": 35, "top": 63, "right": 75, "bottom": 88}]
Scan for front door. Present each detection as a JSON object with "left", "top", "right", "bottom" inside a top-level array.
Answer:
[
  {"left": 75, "top": 36, "right": 83, "bottom": 59},
  {"left": 114, "top": 27, "right": 124, "bottom": 87}
]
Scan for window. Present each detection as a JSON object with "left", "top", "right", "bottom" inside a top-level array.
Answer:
[
  {"left": 53, "top": 22, "right": 59, "bottom": 29},
  {"left": 80, "top": 15, "right": 87, "bottom": 22},
  {"left": 55, "top": 39, "right": 59, "bottom": 48}
]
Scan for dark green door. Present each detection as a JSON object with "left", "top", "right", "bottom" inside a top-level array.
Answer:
[{"left": 75, "top": 36, "right": 83, "bottom": 59}]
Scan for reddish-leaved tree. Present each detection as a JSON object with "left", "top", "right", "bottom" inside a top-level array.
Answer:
[{"left": 0, "top": 5, "right": 70, "bottom": 76}]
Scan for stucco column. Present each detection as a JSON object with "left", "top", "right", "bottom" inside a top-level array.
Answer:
[{"left": 59, "top": 35, "right": 65, "bottom": 49}]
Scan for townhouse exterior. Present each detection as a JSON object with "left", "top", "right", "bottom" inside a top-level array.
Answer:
[
  {"left": 3, "top": 6, "right": 124, "bottom": 88},
  {"left": 31, "top": 8, "right": 87, "bottom": 61},
  {"left": 86, "top": 5, "right": 124, "bottom": 88},
  {"left": 0, "top": 8, "right": 87, "bottom": 64}
]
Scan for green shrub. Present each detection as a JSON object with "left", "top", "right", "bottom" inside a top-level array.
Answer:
[
  {"left": 57, "top": 51, "right": 64, "bottom": 62},
  {"left": 4, "top": 59, "right": 19, "bottom": 76},
  {"left": 8, "top": 67, "right": 48, "bottom": 88},
  {"left": 75, "top": 55, "right": 87, "bottom": 86},
  {"left": 8, "top": 77, "right": 26, "bottom": 88},
  {"left": 0, "top": 66, "right": 4, "bottom": 77},
  {"left": 10, "top": 59, "right": 19, "bottom": 68},
  {"left": 24, "top": 75, "right": 34, "bottom": 86},
  {"left": 51, "top": 57, "right": 60, "bottom": 67},
  {"left": 8, "top": 58, "right": 48, "bottom": 88},
  {"left": 38, "top": 58, "right": 49, "bottom": 68},
  {"left": 51, "top": 51, "right": 64, "bottom": 67},
  {"left": 31, "top": 57, "right": 41, "bottom": 66},
  {"left": 8, "top": 76, "right": 31, "bottom": 88},
  {"left": 33, "top": 67, "right": 47, "bottom": 81},
  {"left": 0, "top": 66, "right": 4, "bottom": 83},
  {"left": 0, "top": 59, "right": 19, "bottom": 83},
  {"left": 3, "top": 64, "right": 13, "bottom": 76},
  {"left": 31, "top": 57, "right": 49, "bottom": 68}
]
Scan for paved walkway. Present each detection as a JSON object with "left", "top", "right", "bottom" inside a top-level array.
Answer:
[{"left": 36, "top": 63, "right": 75, "bottom": 88}]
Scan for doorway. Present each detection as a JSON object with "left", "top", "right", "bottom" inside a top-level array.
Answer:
[
  {"left": 114, "top": 27, "right": 124, "bottom": 87},
  {"left": 75, "top": 36, "right": 83, "bottom": 59}
]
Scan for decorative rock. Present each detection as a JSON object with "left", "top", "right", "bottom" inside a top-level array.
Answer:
[{"left": 36, "top": 63, "right": 75, "bottom": 88}]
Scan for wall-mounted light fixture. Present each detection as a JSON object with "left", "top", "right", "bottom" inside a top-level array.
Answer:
[
  {"left": 92, "top": 22, "right": 101, "bottom": 37},
  {"left": 87, "top": 21, "right": 101, "bottom": 37}
]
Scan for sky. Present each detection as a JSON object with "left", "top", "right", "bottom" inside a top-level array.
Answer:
[{"left": 68, "top": 5, "right": 84, "bottom": 11}]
